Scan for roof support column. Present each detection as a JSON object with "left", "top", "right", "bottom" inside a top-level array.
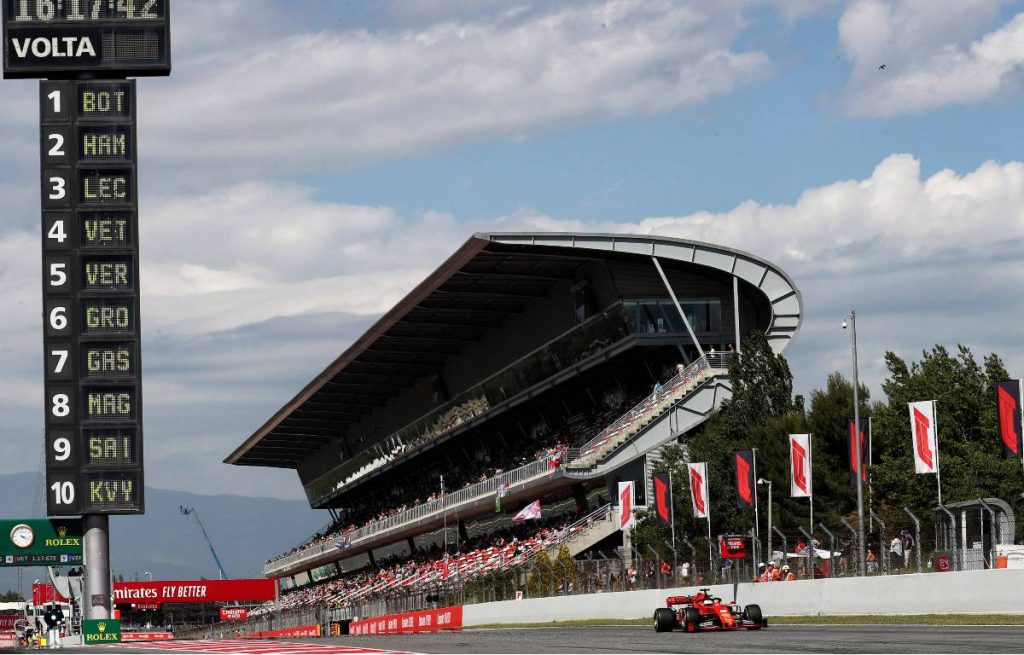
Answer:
[
  {"left": 733, "top": 275, "right": 742, "bottom": 353},
  {"left": 652, "top": 257, "right": 705, "bottom": 359}
]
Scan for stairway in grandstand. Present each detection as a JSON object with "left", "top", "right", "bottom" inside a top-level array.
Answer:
[
  {"left": 547, "top": 505, "right": 619, "bottom": 558},
  {"left": 563, "top": 353, "right": 731, "bottom": 476}
]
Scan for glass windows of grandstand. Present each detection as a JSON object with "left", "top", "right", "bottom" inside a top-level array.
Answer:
[
  {"left": 624, "top": 299, "right": 722, "bottom": 335},
  {"left": 304, "top": 304, "right": 634, "bottom": 503}
]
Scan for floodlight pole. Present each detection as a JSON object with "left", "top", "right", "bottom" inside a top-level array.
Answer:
[{"left": 844, "top": 310, "right": 866, "bottom": 576}]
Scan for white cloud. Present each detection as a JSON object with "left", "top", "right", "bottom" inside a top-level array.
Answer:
[
  {"left": 839, "top": 0, "right": 1024, "bottom": 116},
  {"left": 138, "top": 0, "right": 771, "bottom": 178}
]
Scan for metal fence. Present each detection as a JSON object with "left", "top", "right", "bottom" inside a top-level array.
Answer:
[{"left": 266, "top": 451, "right": 567, "bottom": 575}]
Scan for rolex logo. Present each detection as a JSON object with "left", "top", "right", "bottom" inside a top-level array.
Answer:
[
  {"left": 98, "top": 622, "right": 106, "bottom": 633},
  {"left": 57, "top": 526, "right": 67, "bottom": 537}
]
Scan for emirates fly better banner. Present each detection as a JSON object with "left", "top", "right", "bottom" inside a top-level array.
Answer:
[
  {"left": 789, "top": 434, "right": 812, "bottom": 498},
  {"left": 688, "top": 462, "right": 709, "bottom": 519},
  {"left": 908, "top": 401, "right": 938, "bottom": 474}
]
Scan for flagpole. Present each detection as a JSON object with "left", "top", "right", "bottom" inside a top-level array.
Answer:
[
  {"left": 1019, "top": 383, "right": 1024, "bottom": 479},
  {"left": 809, "top": 434, "right": 814, "bottom": 578},
  {"left": 933, "top": 400, "right": 943, "bottom": 507},
  {"left": 867, "top": 417, "right": 874, "bottom": 532},
  {"left": 707, "top": 465, "right": 713, "bottom": 582},
  {"left": 669, "top": 470, "right": 677, "bottom": 582},
  {"left": 752, "top": 448, "right": 761, "bottom": 567}
]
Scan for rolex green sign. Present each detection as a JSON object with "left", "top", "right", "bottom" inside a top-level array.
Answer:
[
  {"left": 83, "top": 619, "right": 121, "bottom": 644},
  {"left": 0, "top": 519, "right": 83, "bottom": 567}
]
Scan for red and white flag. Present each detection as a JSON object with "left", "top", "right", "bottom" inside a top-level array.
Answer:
[
  {"left": 688, "top": 462, "right": 709, "bottom": 519},
  {"left": 512, "top": 500, "right": 542, "bottom": 524},
  {"left": 789, "top": 434, "right": 812, "bottom": 498},
  {"left": 617, "top": 481, "right": 636, "bottom": 531},
  {"left": 908, "top": 401, "right": 938, "bottom": 474}
]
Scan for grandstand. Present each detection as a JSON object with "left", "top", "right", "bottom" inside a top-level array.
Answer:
[{"left": 225, "top": 232, "right": 802, "bottom": 617}]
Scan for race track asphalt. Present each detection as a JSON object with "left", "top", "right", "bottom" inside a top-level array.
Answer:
[{"left": 327, "top": 624, "right": 1024, "bottom": 653}]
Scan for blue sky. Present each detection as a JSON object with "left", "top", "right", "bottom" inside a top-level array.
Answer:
[{"left": 1, "top": 0, "right": 1023, "bottom": 501}]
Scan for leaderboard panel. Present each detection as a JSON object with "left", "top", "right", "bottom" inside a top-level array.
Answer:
[
  {"left": 2, "top": 0, "right": 171, "bottom": 79},
  {"left": 41, "top": 79, "right": 143, "bottom": 515}
]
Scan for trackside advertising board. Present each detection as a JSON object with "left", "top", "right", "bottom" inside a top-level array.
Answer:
[
  {"left": 349, "top": 606, "right": 463, "bottom": 635},
  {"left": 83, "top": 619, "right": 121, "bottom": 644},
  {"left": 113, "top": 579, "right": 276, "bottom": 604},
  {"left": 0, "top": 518, "right": 82, "bottom": 566}
]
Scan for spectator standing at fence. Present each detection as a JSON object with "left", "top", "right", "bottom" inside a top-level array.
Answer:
[
  {"left": 781, "top": 564, "right": 795, "bottom": 581},
  {"left": 889, "top": 534, "right": 904, "bottom": 570},
  {"left": 901, "top": 529, "right": 915, "bottom": 569}
]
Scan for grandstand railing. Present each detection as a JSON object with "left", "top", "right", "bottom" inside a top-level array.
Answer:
[
  {"left": 265, "top": 450, "right": 568, "bottom": 576},
  {"left": 565, "top": 352, "right": 732, "bottom": 468}
]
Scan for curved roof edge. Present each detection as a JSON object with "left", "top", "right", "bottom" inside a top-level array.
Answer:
[
  {"left": 225, "top": 231, "right": 802, "bottom": 466},
  {"left": 481, "top": 231, "right": 803, "bottom": 354}
]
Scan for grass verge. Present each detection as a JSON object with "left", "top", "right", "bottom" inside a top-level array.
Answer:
[{"left": 467, "top": 614, "right": 1024, "bottom": 630}]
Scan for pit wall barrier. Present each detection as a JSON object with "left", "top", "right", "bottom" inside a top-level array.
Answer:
[
  {"left": 460, "top": 569, "right": 1024, "bottom": 625},
  {"left": 349, "top": 607, "right": 463, "bottom": 635}
]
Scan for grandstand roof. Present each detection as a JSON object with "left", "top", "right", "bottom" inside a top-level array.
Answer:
[{"left": 225, "top": 232, "right": 802, "bottom": 469}]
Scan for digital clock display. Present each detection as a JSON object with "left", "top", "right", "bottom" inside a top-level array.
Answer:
[
  {"left": 80, "top": 211, "right": 132, "bottom": 248},
  {"left": 8, "top": 0, "right": 164, "bottom": 23},
  {"left": 3, "top": 0, "right": 170, "bottom": 79},
  {"left": 83, "top": 428, "right": 136, "bottom": 465},
  {"left": 81, "top": 342, "right": 134, "bottom": 378},
  {"left": 83, "top": 385, "right": 136, "bottom": 421},
  {"left": 81, "top": 298, "right": 134, "bottom": 336}
]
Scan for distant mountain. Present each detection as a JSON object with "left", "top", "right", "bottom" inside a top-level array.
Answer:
[{"left": 0, "top": 472, "right": 327, "bottom": 595}]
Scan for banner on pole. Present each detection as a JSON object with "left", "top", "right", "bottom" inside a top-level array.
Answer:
[
  {"left": 996, "top": 380, "right": 1023, "bottom": 459},
  {"left": 848, "top": 418, "right": 870, "bottom": 485},
  {"left": 789, "top": 434, "right": 812, "bottom": 498},
  {"left": 688, "top": 462, "right": 709, "bottom": 519},
  {"left": 908, "top": 401, "right": 938, "bottom": 474},
  {"left": 618, "top": 482, "right": 636, "bottom": 531},
  {"left": 734, "top": 450, "right": 755, "bottom": 509},
  {"left": 652, "top": 473, "right": 672, "bottom": 526}
]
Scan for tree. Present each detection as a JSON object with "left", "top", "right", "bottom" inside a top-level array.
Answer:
[
  {"left": 870, "top": 345, "right": 1024, "bottom": 540},
  {"left": 553, "top": 544, "right": 579, "bottom": 593},
  {"left": 0, "top": 590, "right": 20, "bottom": 602},
  {"left": 526, "top": 548, "right": 555, "bottom": 597}
]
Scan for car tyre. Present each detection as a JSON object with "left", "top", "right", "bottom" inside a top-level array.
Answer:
[
  {"left": 682, "top": 607, "right": 700, "bottom": 633},
  {"left": 744, "top": 604, "right": 763, "bottom": 626},
  {"left": 654, "top": 608, "right": 676, "bottom": 632}
]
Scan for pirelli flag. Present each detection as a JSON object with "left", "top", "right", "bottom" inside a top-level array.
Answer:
[
  {"left": 848, "top": 418, "right": 870, "bottom": 485},
  {"left": 734, "top": 450, "right": 755, "bottom": 509},
  {"left": 652, "top": 472, "right": 672, "bottom": 526},
  {"left": 996, "top": 380, "right": 1023, "bottom": 460}
]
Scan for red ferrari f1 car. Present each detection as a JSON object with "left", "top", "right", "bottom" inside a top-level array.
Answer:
[{"left": 653, "top": 589, "right": 767, "bottom": 633}]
